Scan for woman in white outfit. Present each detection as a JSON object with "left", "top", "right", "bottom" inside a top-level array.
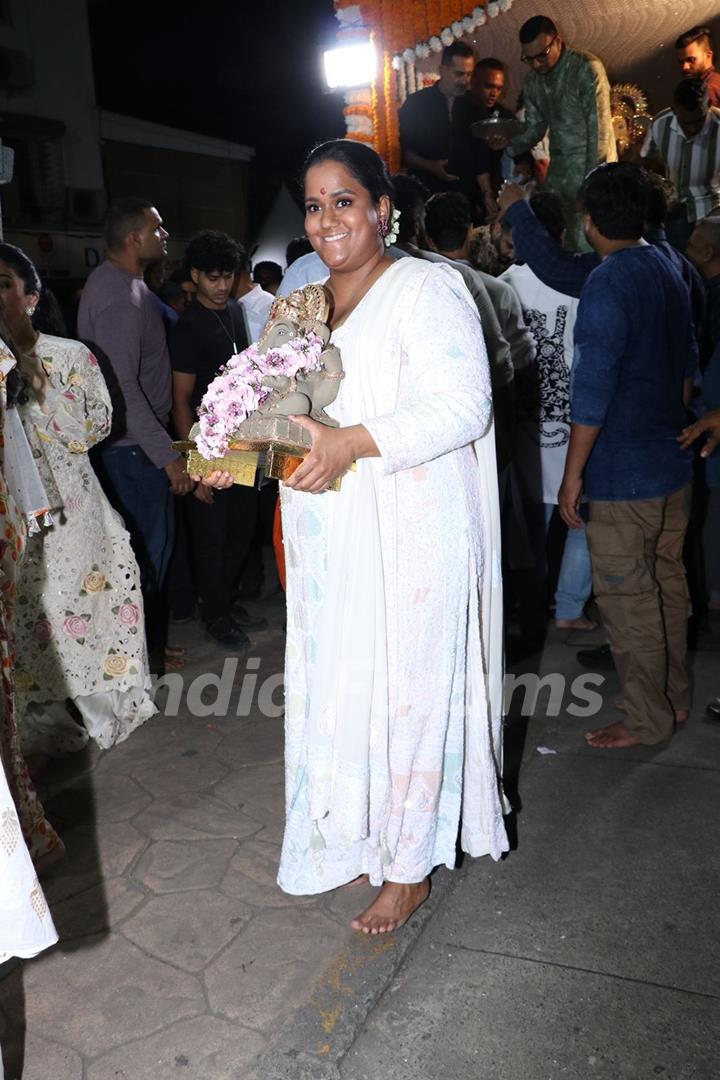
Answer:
[{"left": 199, "top": 141, "right": 507, "bottom": 933}]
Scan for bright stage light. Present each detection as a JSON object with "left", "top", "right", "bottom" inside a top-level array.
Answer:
[{"left": 323, "top": 41, "right": 376, "bottom": 89}]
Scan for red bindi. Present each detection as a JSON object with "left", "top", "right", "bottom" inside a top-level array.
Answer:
[{"left": 320, "top": 187, "right": 327, "bottom": 194}]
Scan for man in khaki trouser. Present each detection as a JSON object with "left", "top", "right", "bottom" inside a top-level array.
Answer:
[{"left": 558, "top": 163, "right": 697, "bottom": 747}]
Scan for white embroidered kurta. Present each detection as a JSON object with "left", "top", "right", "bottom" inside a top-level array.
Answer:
[
  {"left": 14, "top": 334, "right": 156, "bottom": 754},
  {"left": 0, "top": 759, "right": 57, "bottom": 963},
  {"left": 278, "top": 259, "right": 508, "bottom": 894}
]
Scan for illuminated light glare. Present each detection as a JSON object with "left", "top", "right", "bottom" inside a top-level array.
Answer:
[{"left": 324, "top": 41, "right": 376, "bottom": 89}]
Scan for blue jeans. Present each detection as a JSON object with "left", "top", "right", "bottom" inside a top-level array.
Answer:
[
  {"left": 92, "top": 444, "right": 174, "bottom": 652},
  {"left": 544, "top": 504, "right": 592, "bottom": 620}
]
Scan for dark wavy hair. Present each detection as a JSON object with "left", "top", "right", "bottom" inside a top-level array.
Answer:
[
  {"left": 185, "top": 230, "right": 244, "bottom": 274},
  {"left": 302, "top": 139, "right": 394, "bottom": 208}
]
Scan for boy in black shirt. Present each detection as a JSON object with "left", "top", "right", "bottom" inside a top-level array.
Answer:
[{"left": 171, "top": 230, "right": 266, "bottom": 647}]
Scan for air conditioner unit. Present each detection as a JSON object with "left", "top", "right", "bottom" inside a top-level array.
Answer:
[
  {"left": 66, "top": 188, "right": 107, "bottom": 224},
  {"left": 0, "top": 48, "right": 34, "bottom": 94}
]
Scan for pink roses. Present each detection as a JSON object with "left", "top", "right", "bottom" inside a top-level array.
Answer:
[
  {"left": 63, "top": 614, "right": 90, "bottom": 640},
  {"left": 119, "top": 602, "right": 140, "bottom": 628}
]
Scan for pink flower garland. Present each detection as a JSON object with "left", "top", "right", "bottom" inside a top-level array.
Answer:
[{"left": 196, "top": 333, "right": 326, "bottom": 459}]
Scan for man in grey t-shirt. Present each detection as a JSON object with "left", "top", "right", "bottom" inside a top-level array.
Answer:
[{"left": 78, "top": 198, "right": 193, "bottom": 658}]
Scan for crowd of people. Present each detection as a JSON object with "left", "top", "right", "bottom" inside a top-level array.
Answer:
[{"left": 2, "top": 9, "right": 720, "bottom": 1001}]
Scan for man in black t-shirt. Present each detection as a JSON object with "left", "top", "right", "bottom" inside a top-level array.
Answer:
[
  {"left": 171, "top": 230, "right": 266, "bottom": 647},
  {"left": 398, "top": 40, "right": 475, "bottom": 199},
  {"left": 453, "top": 58, "right": 515, "bottom": 223}
]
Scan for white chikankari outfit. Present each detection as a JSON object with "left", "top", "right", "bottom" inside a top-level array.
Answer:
[
  {"left": 14, "top": 334, "right": 156, "bottom": 755},
  {"left": 278, "top": 259, "right": 507, "bottom": 894}
]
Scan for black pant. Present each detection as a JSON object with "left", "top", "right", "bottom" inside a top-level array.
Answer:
[
  {"left": 166, "top": 495, "right": 195, "bottom": 620},
  {"left": 186, "top": 485, "right": 258, "bottom": 624}
]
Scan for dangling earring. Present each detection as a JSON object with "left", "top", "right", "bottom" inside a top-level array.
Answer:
[
  {"left": 377, "top": 217, "right": 389, "bottom": 240},
  {"left": 25, "top": 305, "right": 36, "bottom": 317}
]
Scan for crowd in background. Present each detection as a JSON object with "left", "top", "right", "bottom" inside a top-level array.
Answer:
[{"left": 2, "top": 10, "right": 720, "bottom": 965}]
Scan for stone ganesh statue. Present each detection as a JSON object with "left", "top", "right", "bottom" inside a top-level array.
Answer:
[
  {"left": 227, "top": 282, "right": 345, "bottom": 449},
  {"left": 181, "top": 283, "right": 349, "bottom": 485},
  {"left": 256, "top": 316, "right": 344, "bottom": 427}
]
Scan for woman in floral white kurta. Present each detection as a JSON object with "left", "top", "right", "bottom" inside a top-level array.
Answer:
[{"left": 14, "top": 333, "right": 156, "bottom": 753}]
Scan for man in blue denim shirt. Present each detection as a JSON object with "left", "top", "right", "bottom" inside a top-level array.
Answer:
[{"left": 558, "top": 165, "right": 696, "bottom": 748}]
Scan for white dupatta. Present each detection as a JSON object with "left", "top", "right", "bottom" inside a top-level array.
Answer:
[{"left": 293, "top": 257, "right": 507, "bottom": 873}]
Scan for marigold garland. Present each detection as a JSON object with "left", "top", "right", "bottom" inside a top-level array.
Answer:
[{"left": 333, "top": 2, "right": 498, "bottom": 172}]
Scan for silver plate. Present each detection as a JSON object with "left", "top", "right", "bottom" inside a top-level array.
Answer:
[{"left": 471, "top": 117, "right": 526, "bottom": 141}]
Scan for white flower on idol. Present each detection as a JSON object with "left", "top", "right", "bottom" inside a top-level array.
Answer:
[{"left": 440, "top": 27, "right": 454, "bottom": 46}]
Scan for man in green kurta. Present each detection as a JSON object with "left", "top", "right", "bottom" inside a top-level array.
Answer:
[{"left": 508, "top": 15, "right": 617, "bottom": 251}]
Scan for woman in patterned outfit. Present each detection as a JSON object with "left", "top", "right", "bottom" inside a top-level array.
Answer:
[
  {"left": 0, "top": 323, "right": 63, "bottom": 869},
  {"left": 0, "top": 244, "right": 156, "bottom": 756}
]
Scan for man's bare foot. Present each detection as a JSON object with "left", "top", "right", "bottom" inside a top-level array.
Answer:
[
  {"left": 340, "top": 874, "right": 370, "bottom": 890},
  {"left": 555, "top": 616, "right": 598, "bottom": 630},
  {"left": 584, "top": 721, "right": 643, "bottom": 748},
  {"left": 351, "top": 878, "right": 430, "bottom": 934}
]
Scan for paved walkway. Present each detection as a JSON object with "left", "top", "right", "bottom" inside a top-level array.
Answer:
[{"left": 1, "top": 601, "right": 718, "bottom": 1078}]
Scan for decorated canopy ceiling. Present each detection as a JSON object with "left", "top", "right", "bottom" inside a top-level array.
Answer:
[{"left": 334, "top": 0, "right": 720, "bottom": 169}]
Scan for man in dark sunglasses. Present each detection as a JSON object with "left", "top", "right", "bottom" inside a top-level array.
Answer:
[{"left": 492, "top": 15, "right": 616, "bottom": 252}]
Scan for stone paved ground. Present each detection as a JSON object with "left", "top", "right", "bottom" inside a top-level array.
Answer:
[
  {"left": 0, "top": 592, "right": 382, "bottom": 1079},
  {"left": 1, "top": 601, "right": 718, "bottom": 1079}
]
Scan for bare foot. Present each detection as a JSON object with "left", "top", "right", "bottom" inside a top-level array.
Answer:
[
  {"left": 555, "top": 616, "right": 598, "bottom": 630},
  {"left": 340, "top": 874, "right": 370, "bottom": 890},
  {"left": 584, "top": 721, "right": 643, "bottom": 748},
  {"left": 351, "top": 879, "right": 430, "bottom": 934}
]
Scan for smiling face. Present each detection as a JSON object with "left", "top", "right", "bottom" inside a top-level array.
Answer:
[{"left": 304, "top": 160, "right": 390, "bottom": 274}]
